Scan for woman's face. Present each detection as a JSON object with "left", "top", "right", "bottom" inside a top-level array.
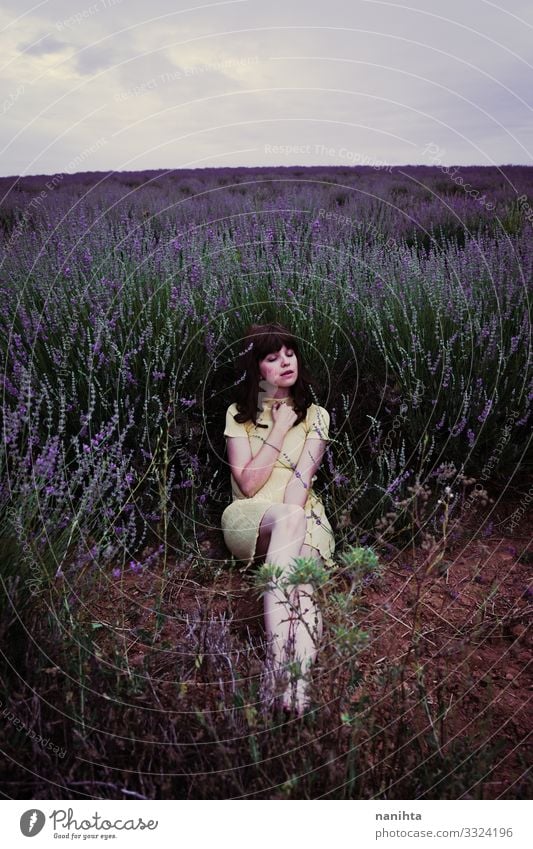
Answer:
[{"left": 258, "top": 344, "right": 298, "bottom": 392}]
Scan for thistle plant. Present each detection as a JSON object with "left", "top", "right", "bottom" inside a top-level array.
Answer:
[{"left": 334, "top": 545, "right": 382, "bottom": 594}]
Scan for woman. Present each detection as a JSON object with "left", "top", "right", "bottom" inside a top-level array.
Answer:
[{"left": 221, "top": 322, "right": 335, "bottom": 715}]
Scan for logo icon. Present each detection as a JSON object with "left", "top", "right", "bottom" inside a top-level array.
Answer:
[{"left": 20, "top": 809, "right": 45, "bottom": 837}]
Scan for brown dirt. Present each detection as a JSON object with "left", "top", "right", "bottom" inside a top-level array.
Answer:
[{"left": 67, "top": 494, "right": 532, "bottom": 797}]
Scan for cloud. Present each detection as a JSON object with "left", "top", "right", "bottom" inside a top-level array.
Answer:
[
  {"left": 74, "top": 45, "right": 119, "bottom": 75},
  {"left": 2, "top": 0, "right": 533, "bottom": 174},
  {"left": 17, "top": 34, "right": 69, "bottom": 56}
]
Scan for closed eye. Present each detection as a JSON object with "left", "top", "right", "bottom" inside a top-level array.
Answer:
[{"left": 267, "top": 349, "right": 294, "bottom": 362}]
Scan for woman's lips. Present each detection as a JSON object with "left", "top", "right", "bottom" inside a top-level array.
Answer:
[{"left": 281, "top": 370, "right": 294, "bottom": 376}]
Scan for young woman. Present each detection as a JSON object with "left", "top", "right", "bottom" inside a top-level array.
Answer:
[{"left": 221, "top": 322, "right": 335, "bottom": 715}]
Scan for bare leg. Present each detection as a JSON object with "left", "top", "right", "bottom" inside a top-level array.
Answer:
[
  {"left": 255, "top": 509, "right": 324, "bottom": 714},
  {"left": 255, "top": 504, "right": 307, "bottom": 678},
  {"left": 290, "top": 543, "right": 324, "bottom": 670},
  {"left": 281, "top": 543, "right": 324, "bottom": 714}
]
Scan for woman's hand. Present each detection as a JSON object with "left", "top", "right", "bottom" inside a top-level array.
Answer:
[{"left": 271, "top": 401, "right": 298, "bottom": 435}]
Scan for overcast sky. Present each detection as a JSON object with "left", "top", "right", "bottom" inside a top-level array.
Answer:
[{"left": 1, "top": 0, "right": 532, "bottom": 176}]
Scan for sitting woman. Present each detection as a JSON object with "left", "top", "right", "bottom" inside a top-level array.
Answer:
[{"left": 221, "top": 321, "right": 335, "bottom": 715}]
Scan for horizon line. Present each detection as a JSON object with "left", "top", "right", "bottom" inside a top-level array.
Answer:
[{"left": 1, "top": 161, "right": 532, "bottom": 180}]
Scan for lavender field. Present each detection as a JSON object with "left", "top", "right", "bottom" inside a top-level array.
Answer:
[{"left": 0, "top": 165, "right": 531, "bottom": 799}]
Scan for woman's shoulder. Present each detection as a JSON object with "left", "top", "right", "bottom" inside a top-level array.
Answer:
[
  {"left": 305, "top": 403, "right": 331, "bottom": 439},
  {"left": 305, "top": 401, "right": 329, "bottom": 419},
  {"left": 224, "top": 403, "right": 251, "bottom": 437}
]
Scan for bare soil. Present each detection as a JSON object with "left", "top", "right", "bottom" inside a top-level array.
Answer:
[{"left": 73, "top": 493, "right": 532, "bottom": 798}]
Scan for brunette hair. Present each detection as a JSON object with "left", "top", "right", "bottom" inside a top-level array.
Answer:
[{"left": 230, "top": 322, "right": 320, "bottom": 428}]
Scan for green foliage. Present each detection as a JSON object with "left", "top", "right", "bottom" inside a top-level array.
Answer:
[{"left": 334, "top": 546, "right": 383, "bottom": 590}]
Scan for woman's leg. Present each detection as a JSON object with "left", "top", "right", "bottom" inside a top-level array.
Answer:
[
  {"left": 255, "top": 504, "right": 307, "bottom": 677},
  {"left": 281, "top": 543, "right": 324, "bottom": 713},
  {"left": 255, "top": 507, "right": 323, "bottom": 711},
  {"left": 291, "top": 543, "right": 324, "bottom": 672}
]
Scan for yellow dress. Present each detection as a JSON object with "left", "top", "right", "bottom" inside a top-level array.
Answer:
[{"left": 221, "top": 396, "right": 336, "bottom": 569}]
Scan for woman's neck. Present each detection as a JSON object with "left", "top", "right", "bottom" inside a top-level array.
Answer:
[
  {"left": 258, "top": 379, "right": 292, "bottom": 400},
  {"left": 257, "top": 389, "right": 293, "bottom": 405}
]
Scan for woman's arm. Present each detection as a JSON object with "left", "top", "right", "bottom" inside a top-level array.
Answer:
[
  {"left": 226, "top": 420, "right": 288, "bottom": 498},
  {"left": 283, "top": 438, "right": 327, "bottom": 508},
  {"left": 225, "top": 402, "right": 298, "bottom": 498},
  {"left": 227, "top": 402, "right": 297, "bottom": 498}
]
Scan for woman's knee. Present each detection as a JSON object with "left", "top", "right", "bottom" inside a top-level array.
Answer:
[
  {"left": 268, "top": 503, "right": 306, "bottom": 531},
  {"left": 299, "top": 543, "right": 321, "bottom": 562}
]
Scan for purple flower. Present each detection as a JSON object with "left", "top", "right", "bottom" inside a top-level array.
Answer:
[
  {"left": 482, "top": 521, "right": 493, "bottom": 538},
  {"left": 332, "top": 473, "right": 350, "bottom": 486},
  {"left": 386, "top": 469, "right": 411, "bottom": 494},
  {"left": 450, "top": 416, "right": 467, "bottom": 437},
  {"left": 478, "top": 399, "right": 493, "bottom": 423}
]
